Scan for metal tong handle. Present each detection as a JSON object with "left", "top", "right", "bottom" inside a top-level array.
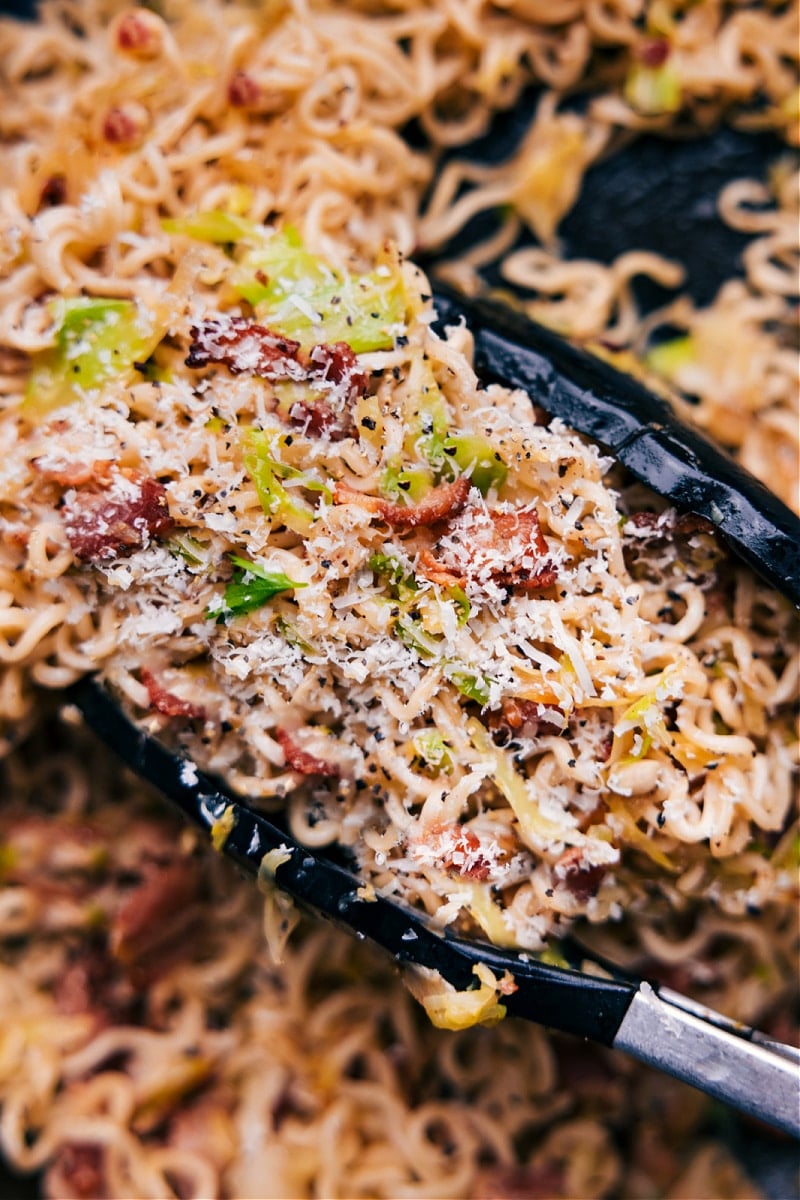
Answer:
[{"left": 614, "top": 983, "right": 800, "bottom": 1137}]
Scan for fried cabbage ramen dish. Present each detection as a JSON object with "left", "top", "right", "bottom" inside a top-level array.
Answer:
[{"left": 0, "top": 0, "right": 797, "bottom": 1197}]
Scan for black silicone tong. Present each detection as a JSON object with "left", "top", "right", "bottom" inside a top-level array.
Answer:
[
  {"left": 73, "top": 288, "right": 800, "bottom": 1138},
  {"left": 434, "top": 285, "right": 800, "bottom": 606}
]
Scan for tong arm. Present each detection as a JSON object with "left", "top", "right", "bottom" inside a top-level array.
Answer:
[{"left": 614, "top": 982, "right": 800, "bottom": 1137}]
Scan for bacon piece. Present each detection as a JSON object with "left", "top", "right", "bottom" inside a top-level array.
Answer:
[
  {"left": 483, "top": 508, "right": 557, "bottom": 590},
  {"left": 32, "top": 455, "right": 114, "bottom": 488},
  {"left": 489, "top": 698, "right": 565, "bottom": 742},
  {"left": 284, "top": 343, "right": 367, "bottom": 440},
  {"left": 139, "top": 668, "right": 206, "bottom": 721},
  {"left": 54, "top": 945, "right": 134, "bottom": 1029},
  {"left": 472, "top": 1163, "right": 567, "bottom": 1200},
  {"left": 186, "top": 317, "right": 303, "bottom": 380},
  {"left": 334, "top": 476, "right": 470, "bottom": 529},
  {"left": 102, "top": 105, "right": 146, "bottom": 145},
  {"left": 115, "top": 9, "right": 164, "bottom": 57},
  {"left": 288, "top": 399, "right": 356, "bottom": 440},
  {"left": 307, "top": 341, "right": 368, "bottom": 402},
  {"left": 187, "top": 319, "right": 369, "bottom": 440},
  {"left": 275, "top": 727, "right": 340, "bottom": 778},
  {"left": 63, "top": 468, "right": 173, "bottom": 563},
  {"left": 54, "top": 949, "right": 111, "bottom": 1018},
  {"left": 428, "top": 504, "right": 556, "bottom": 593},
  {"left": 439, "top": 824, "right": 491, "bottom": 881},
  {"left": 626, "top": 509, "right": 716, "bottom": 538},
  {"left": 46, "top": 1143, "right": 107, "bottom": 1200},
  {"left": 228, "top": 70, "right": 261, "bottom": 108},
  {"left": 110, "top": 860, "right": 201, "bottom": 973},
  {"left": 554, "top": 846, "right": 608, "bottom": 903},
  {"left": 637, "top": 37, "right": 670, "bottom": 67},
  {"left": 417, "top": 548, "right": 465, "bottom": 588}
]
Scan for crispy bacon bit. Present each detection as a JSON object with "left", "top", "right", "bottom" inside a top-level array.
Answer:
[
  {"left": 307, "top": 341, "right": 369, "bottom": 402},
  {"left": 286, "top": 343, "right": 367, "bottom": 439},
  {"left": 626, "top": 509, "right": 716, "bottom": 537},
  {"left": 102, "top": 105, "right": 145, "bottom": 145},
  {"left": 54, "top": 949, "right": 110, "bottom": 1018},
  {"left": 484, "top": 509, "right": 557, "bottom": 590},
  {"left": 110, "top": 859, "right": 200, "bottom": 971},
  {"left": 32, "top": 455, "right": 115, "bottom": 488},
  {"left": 275, "top": 727, "right": 340, "bottom": 777},
  {"left": 334, "top": 476, "right": 471, "bottom": 529},
  {"left": 288, "top": 398, "right": 356, "bottom": 440},
  {"left": 187, "top": 317, "right": 303, "bottom": 380},
  {"left": 554, "top": 847, "right": 608, "bottom": 903},
  {"left": 417, "top": 548, "right": 465, "bottom": 587},
  {"left": 47, "top": 1143, "right": 107, "bottom": 1200},
  {"left": 115, "top": 9, "right": 164, "bottom": 57},
  {"left": 140, "top": 668, "right": 206, "bottom": 721},
  {"left": 63, "top": 468, "right": 173, "bottom": 563},
  {"left": 472, "top": 1162, "right": 567, "bottom": 1200},
  {"left": 39, "top": 173, "right": 66, "bottom": 208},
  {"left": 433, "top": 822, "right": 491, "bottom": 880},
  {"left": 637, "top": 37, "right": 670, "bottom": 67},
  {"left": 187, "top": 318, "right": 369, "bottom": 440},
  {"left": 54, "top": 945, "right": 134, "bottom": 1029},
  {"left": 489, "top": 698, "right": 565, "bottom": 742},
  {"left": 228, "top": 70, "right": 261, "bottom": 108},
  {"left": 428, "top": 504, "right": 556, "bottom": 592}
]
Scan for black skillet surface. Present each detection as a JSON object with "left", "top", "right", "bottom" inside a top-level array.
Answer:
[
  {"left": 0, "top": 1, "right": 798, "bottom": 1196},
  {"left": 420, "top": 86, "right": 786, "bottom": 312}
]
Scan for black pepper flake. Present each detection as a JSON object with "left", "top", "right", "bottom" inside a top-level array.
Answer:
[
  {"left": 374, "top": 731, "right": 385, "bottom": 742},
  {"left": 395, "top": 334, "right": 408, "bottom": 347},
  {"left": 321, "top": 559, "right": 332, "bottom": 568},
  {"left": 284, "top": 435, "right": 294, "bottom": 445},
  {"left": 656, "top": 812, "right": 666, "bottom": 828},
  {"left": 361, "top": 416, "right": 376, "bottom": 430},
  {"left": 568, "top": 759, "right": 576, "bottom": 768}
]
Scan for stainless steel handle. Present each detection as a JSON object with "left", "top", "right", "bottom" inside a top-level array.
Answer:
[{"left": 614, "top": 983, "right": 800, "bottom": 1138}]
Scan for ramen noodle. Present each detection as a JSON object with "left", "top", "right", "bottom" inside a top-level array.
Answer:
[{"left": 0, "top": 0, "right": 798, "bottom": 1197}]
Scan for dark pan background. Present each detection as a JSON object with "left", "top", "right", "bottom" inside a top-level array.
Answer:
[{"left": 0, "top": 1, "right": 798, "bottom": 1197}]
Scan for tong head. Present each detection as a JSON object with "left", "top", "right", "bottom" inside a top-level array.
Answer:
[
  {"left": 71, "top": 676, "right": 800, "bottom": 1137},
  {"left": 432, "top": 285, "right": 800, "bottom": 609}
]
